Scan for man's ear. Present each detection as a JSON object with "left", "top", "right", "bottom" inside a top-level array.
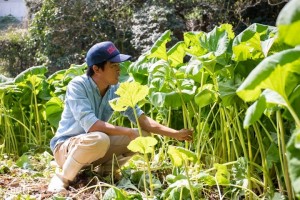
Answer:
[{"left": 92, "top": 65, "right": 101, "bottom": 73}]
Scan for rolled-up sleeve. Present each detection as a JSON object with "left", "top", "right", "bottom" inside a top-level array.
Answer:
[{"left": 122, "top": 105, "right": 144, "bottom": 124}]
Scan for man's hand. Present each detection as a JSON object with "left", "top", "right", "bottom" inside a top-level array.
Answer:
[{"left": 173, "top": 129, "right": 193, "bottom": 141}]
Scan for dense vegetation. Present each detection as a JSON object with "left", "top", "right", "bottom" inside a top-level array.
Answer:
[
  {"left": 0, "top": 0, "right": 287, "bottom": 76},
  {"left": 1, "top": 0, "right": 300, "bottom": 199}
]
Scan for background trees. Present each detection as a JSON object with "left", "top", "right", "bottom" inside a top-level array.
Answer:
[{"left": 0, "top": 0, "right": 288, "bottom": 76}]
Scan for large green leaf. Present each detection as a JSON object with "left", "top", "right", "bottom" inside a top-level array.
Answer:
[
  {"left": 194, "top": 84, "right": 218, "bottom": 108},
  {"left": 200, "top": 24, "right": 234, "bottom": 66},
  {"left": 149, "top": 79, "right": 196, "bottom": 108},
  {"left": 276, "top": 0, "right": 300, "bottom": 47},
  {"left": 243, "top": 95, "right": 266, "bottom": 129},
  {"left": 167, "top": 146, "right": 197, "bottom": 167},
  {"left": 46, "top": 97, "right": 64, "bottom": 128},
  {"left": 167, "top": 41, "right": 186, "bottom": 67},
  {"left": 127, "top": 136, "right": 157, "bottom": 154},
  {"left": 184, "top": 31, "right": 205, "bottom": 57},
  {"left": 243, "top": 89, "right": 287, "bottom": 128},
  {"left": 148, "top": 60, "right": 196, "bottom": 108},
  {"left": 232, "top": 23, "right": 277, "bottom": 62},
  {"left": 146, "top": 30, "right": 171, "bottom": 61},
  {"left": 218, "top": 77, "right": 243, "bottom": 106},
  {"left": 128, "top": 56, "right": 157, "bottom": 85},
  {"left": 16, "top": 75, "right": 44, "bottom": 105},
  {"left": 14, "top": 65, "right": 47, "bottom": 83},
  {"left": 236, "top": 47, "right": 300, "bottom": 103},
  {"left": 286, "top": 128, "right": 300, "bottom": 198},
  {"left": 178, "top": 58, "right": 207, "bottom": 83},
  {"left": 109, "top": 81, "right": 149, "bottom": 112}
]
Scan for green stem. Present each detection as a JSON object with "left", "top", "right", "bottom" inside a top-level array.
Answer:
[
  {"left": 253, "top": 123, "right": 272, "bottom": 194},
  {"left": 276, "top": 111, "right": 294, "bottom": 200},
  {"left": 247, "top": 129, "right": 253, "bottom": 200},
  {"left": 184, "top": 161, "right": 195, "bottom": 200},
  {"left": 144, "top": 153, "right": 153, "bottom": 198},
  {"left": 132, "top": 106, "right": 143, "bottom": 137}
]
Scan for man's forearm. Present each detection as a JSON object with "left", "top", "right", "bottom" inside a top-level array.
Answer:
[
  {"left": 88, "top": 120, "right": 134, "bottom": 137},
  {"left": 138, "top": 114, "right": 178, "bottom": 137}
]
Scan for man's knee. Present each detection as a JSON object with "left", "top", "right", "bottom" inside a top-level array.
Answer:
[
  {"left": 72, "top": 132, "right": 110, "bottom": 164},
  {"left": 84, "top": 132, "right": 110, "bottom": 152}
]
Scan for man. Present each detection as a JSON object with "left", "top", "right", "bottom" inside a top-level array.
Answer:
[{"left": 47, "top": 41, "right": 193, "bottom": 193}]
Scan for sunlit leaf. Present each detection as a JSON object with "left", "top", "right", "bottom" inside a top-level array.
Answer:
[
  {"left": 214, "top": 163, "right": 230, "bottom": 184},
  {"left": 200, "top": 24, "right": 234, "bottom": 66},
  {"left": 178, "top": 58, "right": 205, "bottom": 83},
  {"left": 196, "top": 172, "right": 216, "bottom": 186},
  {"left": 232, "top": 23, "right": 277, "bottom": 61},
  {"left": 167, "top": 41, "right": 186, "bottom": 67},
  {"left": 146, "top": 30, "right": 171, "bottom": 61},
  {"left": 109, "top": 82, "right": 149, "bottom": 111},
  {"left": 184, "top": 31, "right": 205, "bottom": 56},
  {"left": 168, "top": 146, "right": 197, "bottom": 167},
  {"left": 237, "top": 47, "right": 300, "bottom": 103},
  {"left": 127, "top": 137, "right": 157, "bottom": 154},
  {"left": 276, "top": 0, "right": 300, "bottom": 47},
  {"left": 14, "top": 65, "right": 47, "bottom": 83}
]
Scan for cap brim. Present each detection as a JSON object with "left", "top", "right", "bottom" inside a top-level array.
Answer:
[{"left": 109, "top": 54, "right": 131, "bottom": 63}]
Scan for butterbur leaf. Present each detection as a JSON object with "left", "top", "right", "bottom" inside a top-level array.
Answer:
[
  {"left": 16, "top": 154, "right": 32, "bottom": 169},
  {"left": 194, "top": 84, "right": 218, "bottom": 108},
  {"left": 244, "top": 95, "right": 266, "bottom": 129},
  {"left": 196, "top": 172, "right": 216, "bottom": 186},
  {"left": 232, "top": 23, "right": 277, "bottom": 61},
  {"left": 168, "top": 146, "right": 197, "bottom": 167},
  {"left": 146, "top": 30, "right": 171, "bottom": 61},
  {"left": 244, "top": 89, "right": 291, "bottom": 126},
  {"left": 127, "top": 137, "right": 157, "bottom": 154},
  {"left": 237, "top": 48, "right": 300, "bottom": 103},
  {"left": 184, "top": 31, "right": 205, "bottom": 56},
  {"left": 276, "top": 0, "right": 300, "bottom": 47},
  {"left": 46, "top": 97, "right": 64, "bottom": 128},
  {"left": 109, "top": 82, "right": 149, "bottom": 111},
  {"left": 214, "top": 163, "right": 230, "bottom": 184},
  {"left": 103, "top": 187, "right": 127, "bottom": 200},
  {"left": 200, "top": 24, "right": 234, "bottom": 57},
  {"left": 14, "top": 65, "right": 47, "bottom": 83},
  {"left": 167, "top": 41, "right": 186, "bottom": 67},
  {"left": 286, "top": 128, "right": 300, "bottom": 197}
]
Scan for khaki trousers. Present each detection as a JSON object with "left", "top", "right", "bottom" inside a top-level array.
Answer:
[{"left": 53, "top": 129, "right": 148, "bottom": 181}]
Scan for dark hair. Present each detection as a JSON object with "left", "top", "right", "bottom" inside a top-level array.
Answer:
[{"left": 86, "top": 61, "right": 107, "bottom": 77}]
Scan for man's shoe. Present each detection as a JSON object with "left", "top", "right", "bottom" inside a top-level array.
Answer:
[{"left": 47, "top": 174, "right": 69, "bottom": 193}]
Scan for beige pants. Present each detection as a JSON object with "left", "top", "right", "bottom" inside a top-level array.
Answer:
[{"left": 53, "top": 129, "right": 148, "bottom": 181}]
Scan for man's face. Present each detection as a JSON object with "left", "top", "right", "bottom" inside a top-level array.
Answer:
[{"left": 102, "top": 62, "right": 121, "bottom": 85}]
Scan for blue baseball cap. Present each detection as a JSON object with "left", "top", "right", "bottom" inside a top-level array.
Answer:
[{"left": 86, "top": 41, "right": 131, "bottom": 67}]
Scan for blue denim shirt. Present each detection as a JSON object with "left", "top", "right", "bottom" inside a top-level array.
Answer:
[{"left": 49, "top": 74, "right": 144, "bottom": 152}]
